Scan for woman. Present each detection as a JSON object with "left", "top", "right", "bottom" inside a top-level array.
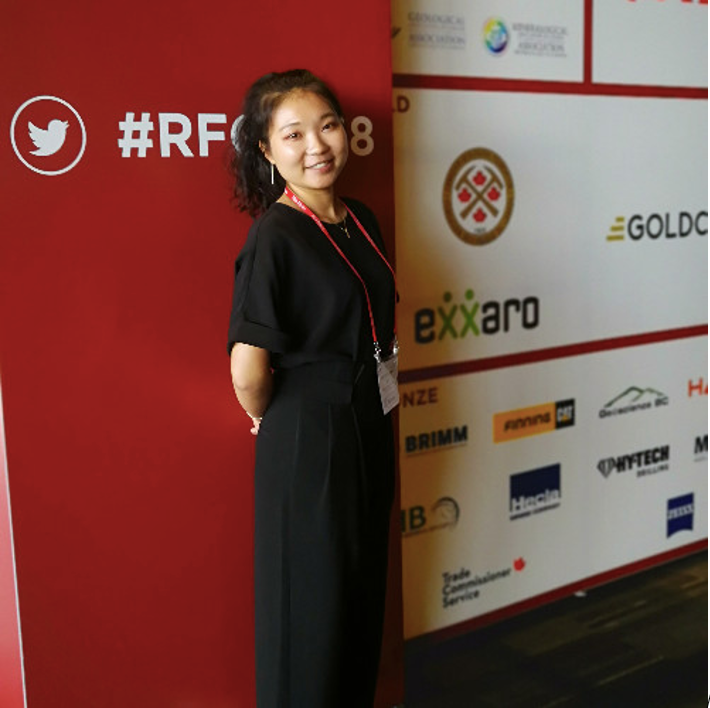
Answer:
[{"left": 227, "top": 69, "right": 398, "bottom": 708}]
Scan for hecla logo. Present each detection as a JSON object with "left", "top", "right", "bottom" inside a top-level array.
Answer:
[
  {"left": 414, "top": 289, "right": 539, "bottom": 344},
  {"left": 11, "top": 96, "right": 86, "bottom": 175},
  {"left": 483, "top": 18, "right": 509, "bottom": 55}
]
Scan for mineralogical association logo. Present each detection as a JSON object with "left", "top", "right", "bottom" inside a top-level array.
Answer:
[
  {"left": 442, "top": 147, "right": 514, "bottom": 245},
  {"left": 667, "top": 493, "right": 694, "bottom": 538},
  {"left": 11, "top": 96, "right": 87, "bottom": 175},
  {"left": 483, "top": 17, "right": 509, "bottom": 55}
]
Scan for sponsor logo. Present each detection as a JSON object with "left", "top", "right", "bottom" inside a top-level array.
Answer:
[
  {"left": 442, "top": 148, "right": 514, "bottom": 245},
  {"left": 11, "top": 96, "right": 87, "bottom": 176},
  {"left": 694, "top": 434, "right": 708, "bottom": 462},
  {"left": 402, "top": 386, "right": 439, "bottom": 408},
  {"left": 510, "top": 464, "right": 561, "bottom": 520},
  {"left": 667, "top": 494, "right": 694, "bottom": 538},
  {"left": 414, "top": 289, "right": 539, "bottom": 344},
  {"left": 406, "top": 11, "right": 466, "bottom": 50},
  {"left": 688, "top": 377, "right": 708, "bottom": 397},
  {"left": 598, "top": 445, "right": 670, "bottom": 478},
  {"left": 402, "top": 497, "right": 460, "bottom": 537},
  {"left": 509, "top": 22, "right": 568, "bottom": 58},
  {"left": 483, "top": 18, "right": 509, "bottom": 55},
  {"left": 493, "top": 399, "right": 574, "bottom": 443},
  {"left": 606, "top": 212, "right": 707, "bottom": 242},
  {"left": 405, "top": 425, "right": 467, "bottom": 454},
  {"left": 441, "top": 562, "right": 519, "bottom": 609},
  {"left": 599, "top": 386, "right": 669, "bottom": 419}
]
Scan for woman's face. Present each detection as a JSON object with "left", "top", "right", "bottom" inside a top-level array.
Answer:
[{"left": 263, "top": 90, "right": 348, "bottom": 199}]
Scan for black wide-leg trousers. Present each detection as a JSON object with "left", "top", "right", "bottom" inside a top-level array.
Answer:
[{"left": 253, "top": 361, "right": 395, "bottom": 708}]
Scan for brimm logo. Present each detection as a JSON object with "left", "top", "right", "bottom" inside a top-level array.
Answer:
[
  {"left": 405, "top": 425, "right": 468, "bottom": 454},
  {"left": 414, "top": 289, "right": 539, "bottom": 344}
]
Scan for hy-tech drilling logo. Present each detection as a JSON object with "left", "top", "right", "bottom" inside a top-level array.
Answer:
[
  {"left": 11, "top": 96, "right": 87, "bottom": 175},
  {"left": 597, "top": 445, "right": 670, "bottom": 479},
  {"left": 442, "top": 148, "right": 514, "bottom": 245},
  {"left": 605, "top": 211, "right": 707, "bottom": 242}
]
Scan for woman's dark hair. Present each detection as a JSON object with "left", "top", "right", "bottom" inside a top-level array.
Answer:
[{"left": 230, "top": 69, "right": 345, "bottom": 217}]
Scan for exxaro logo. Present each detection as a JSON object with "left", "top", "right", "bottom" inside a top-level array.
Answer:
[
  {"left": 606, "top": 211, "right": 707, "bottom": 242},
  {"left": 442, "top": 148, "right": 514, "bottom": 245},
  {"left": 598, "top": 445, "right": 670, "bottom": 478},
  {"left": 494, "top": 399, "right": 574, "bottom": 443},
  {"left": 667, "top": 494, "right": 694, "bottom": 538},
  {"left": 599, "top": 386, "right": 669, "bottom": 419},
  {"left": 414, "top": 289, "right": 539, "bottom": 344},
  {"left": 509, "top": 464, "right": 561, "bottom": 520}
]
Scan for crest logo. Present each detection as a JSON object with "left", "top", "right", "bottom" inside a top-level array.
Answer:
[
  {"left": 442, "top": 147, "right": 514, "bottom": 245},
  {"left": 483, "top": 18, "right": 509, "bottom": 55},
  {"left": 11, "top": 96, "right": 86, "bottom": 176}
]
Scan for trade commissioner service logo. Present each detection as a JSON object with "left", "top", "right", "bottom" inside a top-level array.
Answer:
[
  {"left": 442, "top": 147, "right": 514, "bottom": 245},
  {"left": 11, "top": 95, "right": 87, "bottom": 175}
]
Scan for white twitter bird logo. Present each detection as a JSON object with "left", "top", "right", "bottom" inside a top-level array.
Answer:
[{"left": 28, "top": 119, "right": 69, "bottom": 156}]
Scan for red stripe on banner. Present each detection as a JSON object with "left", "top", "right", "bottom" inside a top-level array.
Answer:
[
  {"left": 392, "top": 74, "right": 708, "bottom": 100},
  {"left": 407, "top": 540, "right": 708, "bottom": 647},
  {"left": 584, "top": 0, "right": 593, "bottom": 86},
  {"left": 400, "top": 325, "right": 708, "bottom": 384}
]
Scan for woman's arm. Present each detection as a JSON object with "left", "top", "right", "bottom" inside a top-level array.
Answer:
[{"left": 230, "top": 343, "right": 273, "bottom": 435}]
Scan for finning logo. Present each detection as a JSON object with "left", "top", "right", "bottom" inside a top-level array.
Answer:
[
  {"left": 442, "top": 148, "right": 514, "bottom": 245},
  {"left": 493, "top": 399, "right": 574, "bottom": 443},
  {"left": 11, "top": 96, "right": 87, "bottom": 176},
  {"left": 510, "top": 464, "right": 561, "bottom": 520},
  {"left": 667, "top": 494, "right": 694, "bottom": 538},
  {"left": 483, "top": 18, "right": 509, "bottom": 55},
  {"left": 402, "top": 496, "right": 460, "bottom": 537},
  {"left": 599, "top": 386, "right": 669, "bottom": 419}
]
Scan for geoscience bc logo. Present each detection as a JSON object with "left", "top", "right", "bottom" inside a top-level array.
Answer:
[
  {"left": 599, "top": 386, "right": 669, "bottom": 419},
  {"left": 483, "top": 18, "right": 509, "bottom": 55},
  {"left": 11, "top": 96, "right": 87, "bottom": 175},
  {"left": 442, "top": 148, "right": 514, "bottom": 245}
]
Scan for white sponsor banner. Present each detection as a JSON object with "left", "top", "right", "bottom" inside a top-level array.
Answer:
[
  {"left": 392, "top": 0, "right": 584, "bottom": 82},
  {"left": 393, "top": 88, "right": 708, "bottom": 371},
  {"left": 593, "top": 0, "right": 708, "bottom": 88},
  {"left": 399, "top": 336, "right": 708, "bottom": 638}
]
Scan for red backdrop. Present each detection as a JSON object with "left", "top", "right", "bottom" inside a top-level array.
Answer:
[{"left": 0, "top": 2, "right": 402, "bottom": 705}]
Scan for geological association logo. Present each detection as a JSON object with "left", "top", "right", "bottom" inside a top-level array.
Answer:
[
  {"left": 442, "top": 147, "right": 515, "bottom": 246},
  {"left": 11, "top": 96, "right": 87, "bottom": 175},
  {"left": 483, "top": 18, "right": 509, "bottom": 55}
]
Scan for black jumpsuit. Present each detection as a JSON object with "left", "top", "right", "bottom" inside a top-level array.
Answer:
[{"left": 227, "top": 199, "right": 396, "bottom": 708}]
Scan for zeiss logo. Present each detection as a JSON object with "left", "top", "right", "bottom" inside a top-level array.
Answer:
[
  {"left": 509, "top": 464, "right": 561, "bottom": 520},
  {"left": 667, "top": 494, "right": 694, "bottom": 538}
]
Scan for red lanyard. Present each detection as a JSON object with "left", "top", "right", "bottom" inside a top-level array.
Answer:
[{"left": 283, "top": 186, "right": 397, "bottom": 357}]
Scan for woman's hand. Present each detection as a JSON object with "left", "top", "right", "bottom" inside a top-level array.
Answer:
[{"left": 249, "top": 416, "right": 262, "bottom": 436}]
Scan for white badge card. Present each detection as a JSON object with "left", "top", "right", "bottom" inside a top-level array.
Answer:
[{"left": 377, "top": 353, "right": 399, "bottom": 415}]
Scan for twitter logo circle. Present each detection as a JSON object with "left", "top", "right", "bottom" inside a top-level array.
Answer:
[{"left": 11, "top": 96, "right": 86, "bottom": 176}]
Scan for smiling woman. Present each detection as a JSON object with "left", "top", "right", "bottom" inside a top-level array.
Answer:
[{"left": 226, "top": 70, "right": 398, "bottom": 708}]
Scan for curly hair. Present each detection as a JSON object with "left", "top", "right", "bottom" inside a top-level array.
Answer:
[{"left": 230, "top": 69, "right": 345, "bottom": 218}]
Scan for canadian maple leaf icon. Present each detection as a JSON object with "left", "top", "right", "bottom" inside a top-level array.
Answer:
[
  {"left": 473, "top": 208, "right": 487, "bottom": 223},
  {"left": 488, "top": 187, "right": 500, "bottom": 201},
  {"left": 458, "top": 188, "right": 471, "bottom": 203},
  {"left": 513, "top": 558, "right": 526, "bottom": 571},
  {"left": 473, "top": 171, "right": 486, "bottom": 186}
]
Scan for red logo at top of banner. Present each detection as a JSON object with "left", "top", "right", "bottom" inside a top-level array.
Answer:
[
  {"left": 442, "top": 147, "right": 514, "bottom": 246},
  {"left": 11, "top": 96, "right": 86, "bottom": 176}
]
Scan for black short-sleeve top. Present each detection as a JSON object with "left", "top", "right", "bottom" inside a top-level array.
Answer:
[{"left": 227, "top": 198, "right": 395, "bottom": 370}]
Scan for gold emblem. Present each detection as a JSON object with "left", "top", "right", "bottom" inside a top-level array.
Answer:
[{"left": 443, "top": 147, "right": 514, "bottom": 245}]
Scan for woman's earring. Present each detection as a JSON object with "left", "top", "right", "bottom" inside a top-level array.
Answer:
[{"left": 270, "top": 162, "right": 274, "bottom": 185}]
